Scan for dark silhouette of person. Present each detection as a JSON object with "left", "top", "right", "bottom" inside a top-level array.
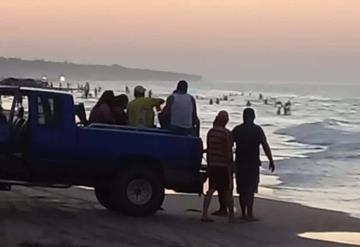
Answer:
[
  {"left": 209, "top": 98, "right": 214, "bottom": 105},
  {"left": 112, "top": 94, "right": 129, "bottom": 125},
  {"left": 89, "top": 90, "right": 115, "bottom": 124},
  {"left": 84, "top": 82, "right": 90, "bottom": 99},
  {"left": 0, "top": 105, "right": 7, "bottom": 123},
  {"left": 276, "top": 101, "right": 283, "bottom": 115},
  {"left": 232, "top": 108, "right": 275, "bottom": 221},
  {"left": 284, "top": 100, "right": 291, "bottom": 115},
  {"left": 246, "top": 100, "right": 251, "bottom": 107}
]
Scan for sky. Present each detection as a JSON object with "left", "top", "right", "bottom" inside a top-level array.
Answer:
[{"left": 0, "top": 0, "right": 360, "bottom": 82}]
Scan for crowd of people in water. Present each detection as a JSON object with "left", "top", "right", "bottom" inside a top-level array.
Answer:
[
  {"left": 85, "top": 80, "right": 275, "bottom": 223},
  {"left": 208, "top": 92, "right": 292, "bottom": 116}
]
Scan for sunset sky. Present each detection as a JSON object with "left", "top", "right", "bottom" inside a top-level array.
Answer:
[{"left": 1, "top": 0, "right": 359, "bottom": 81}]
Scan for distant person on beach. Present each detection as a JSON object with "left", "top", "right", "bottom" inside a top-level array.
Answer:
[
  {"left": 161, "top": 80, "right": 199, "bottom": 136},
  {"left": 202, "top": 111, "right": 235, "bottom": 223},
  {"left": 232, "top": 108, "right": 275, "bottom": 221},
  {"left": 276, "top": 101, "right": 283, "bottom": 115},
  {"left": 84, "top": 82, "right": 90, "bottom": 99},
  {"left": 89, "top": 90, "right": 115, "bottom": 124},
  {"left": 246, "top": 100, "right": 251, "bottom": 107},
  {"left": 209, "top": 98, "right": 214, "bottom": 105},
  {"left": 148, "top": 90, "right": 152, "bottom": 98},
  {"left": 112, "top": 94, "right": 129, "bottom": 125},
  {"left": 127, "top": 85, "right": 164, "bottom": 128},
  {"left": 125, "top": 86, "right": 130, "bottom": 95},
  {"left": 94, "top": 88, "right": 98, "bottom": 98}
]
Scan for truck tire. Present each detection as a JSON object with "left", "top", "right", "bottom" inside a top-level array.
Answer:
[
  {"left": 112, "top": 167, "right": 164, "bottom": 216},
  {"left": 95, "top": 183, "right": 117, "bottom": 210}
]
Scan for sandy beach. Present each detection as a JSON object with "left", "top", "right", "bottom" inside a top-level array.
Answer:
[{"left": 0, "top": 186, "right": 359, "bottom": 247}]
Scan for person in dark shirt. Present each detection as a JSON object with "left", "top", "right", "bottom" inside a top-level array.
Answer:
[
  {"left": 0, "top": 105, "right": 7, "bottom": 123},
  {"left": 112, "top": 94, "right": 129, "bottom": 125},
  {"left": 232, "top": 108, "right": 275, "bottom": 221}
]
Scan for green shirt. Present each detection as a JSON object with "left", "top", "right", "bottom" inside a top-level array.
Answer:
[{"left": 127, "top": 97, "right": 163, "bottom": 128}]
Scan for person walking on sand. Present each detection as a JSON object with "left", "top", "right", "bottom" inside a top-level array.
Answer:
[
  {"left": 232, "top": 108, "right": 275, "bottom": 222},
  {"left": 202, "top": 111, "right": 235, "bottom": 223}
]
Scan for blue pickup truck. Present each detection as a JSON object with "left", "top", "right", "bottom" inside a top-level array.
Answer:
[{"left": 0, "top": 86, "right": 204, "bottom": 216}]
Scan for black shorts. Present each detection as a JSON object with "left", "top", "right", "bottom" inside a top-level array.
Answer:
[
  {"left": 208, "top": 166, "right": 231, "bottom": 191},
  {"left": 236, "top": 165, "right": 260, "bottom": 194}
]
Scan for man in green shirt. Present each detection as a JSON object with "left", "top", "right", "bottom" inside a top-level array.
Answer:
[{"left": 127, "top": 85, "right": 164, "bottom": 128}]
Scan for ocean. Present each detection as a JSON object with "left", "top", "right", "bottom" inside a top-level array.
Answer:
[{"left": 75, "top": 80, "right": 360, "bottom": 218}]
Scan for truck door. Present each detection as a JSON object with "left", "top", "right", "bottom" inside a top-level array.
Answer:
[{"left": 29, "top": 92, "right": 76, "bottom": 181}]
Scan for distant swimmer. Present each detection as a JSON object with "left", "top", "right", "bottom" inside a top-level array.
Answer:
[
  {"left": 259, "top": 93, "right": 263, "bottom": 100},
  {"left": 223, "top": 95, "right": 228, "bottom": 101},
  {"left": 264, "top": 98, "right": 268, "bottom": 105},
  {"left": 246, "top": 100, "right": 251, "bottom": 107},
  {"left": 209, "top": 98, "right": 214, "bottom": 105},
  {"left": 284, "top": 100, "right": 291, "bottom": 115},
  {"left": 125, "top": 86, "right": 130, "bottom": 94},
  {"left": 275, "top": 101, "right": 283, "bottom": 115},
  {"left": 215, "top": 98, "right": 220, "bottom": 105}
]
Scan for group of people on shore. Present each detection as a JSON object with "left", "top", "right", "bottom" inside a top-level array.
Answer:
[
  {"left": 88, "top": 80, "right": 200, "bottom": 136},
  {"left": 202, "top": 108, "right": 275, "bottom": 223},
  {"left": 88, "top": 80, "right": 275, "bottom": 224}
]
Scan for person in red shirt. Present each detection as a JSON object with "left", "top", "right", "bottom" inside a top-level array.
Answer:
[{"left": 202, "top": 111, "right": 235, "bottom": 223}]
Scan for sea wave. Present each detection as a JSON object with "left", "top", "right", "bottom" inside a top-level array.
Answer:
[{"left": 275, "top": 119, "right": 360, "bottom": 160}]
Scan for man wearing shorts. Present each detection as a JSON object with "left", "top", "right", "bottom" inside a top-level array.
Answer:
[
  {"left": 202, "top": 111, "right": 235, "bottom": 223},
  {"left": 233, "top": 108, "right": 275, "bottom": 221}
]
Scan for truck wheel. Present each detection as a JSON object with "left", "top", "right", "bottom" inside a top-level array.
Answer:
[
  {"left": 95, "top": 183, "right": 117, "bottom": 210},
  {"left": 113, "top": 168, "right": 164, "bottom": 216}
]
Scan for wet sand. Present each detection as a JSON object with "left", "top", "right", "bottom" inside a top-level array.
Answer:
[{"left": 0, "top": 186, "right": 359, "bottom": 247}]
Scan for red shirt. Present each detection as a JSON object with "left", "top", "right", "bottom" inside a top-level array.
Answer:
[{"left": 206, "top": 126, "right": 233, "bottom": 167}]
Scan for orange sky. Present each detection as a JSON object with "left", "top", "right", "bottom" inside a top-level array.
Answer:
[{"left": 1, "top": 0, "right": 360, "bottom": 80}]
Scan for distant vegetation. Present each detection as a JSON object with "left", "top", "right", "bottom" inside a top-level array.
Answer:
[{"left": 0, "top": 57, "right": 202, "bottom": 82}]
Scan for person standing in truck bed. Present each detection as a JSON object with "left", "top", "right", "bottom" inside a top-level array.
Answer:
[
  {"left": 161, "top": 80, "right": 200, "bottom": 136},
  {"left": 127, "top": 85, "right": 164, "bottom": 128}
]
